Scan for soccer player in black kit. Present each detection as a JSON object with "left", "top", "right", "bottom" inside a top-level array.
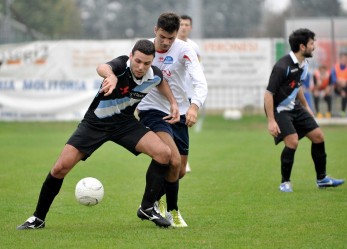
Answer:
[
  {"left": 17, "top": 39, "right": 179, "bottom": 229},
  {"left": 264, "top": 28, "right": 344, "bottom": 192}
]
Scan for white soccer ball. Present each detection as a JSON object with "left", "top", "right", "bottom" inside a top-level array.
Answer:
[
  {"left": 75, "top": 177, "right": 104, "bottom": 206},
  {"left": 223, "top": 109, "right": 242, "bottom": 120}
]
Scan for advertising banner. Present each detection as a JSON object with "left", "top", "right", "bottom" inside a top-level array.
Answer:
[
  {"left": 0, "top": 40, "right": 133, "bottom": 120},
  {"left": 199, "top": 39, "right": 273, "bottom": 109},
  {"left": 0, "top": 39, "right": 274, "bottom": 120}
]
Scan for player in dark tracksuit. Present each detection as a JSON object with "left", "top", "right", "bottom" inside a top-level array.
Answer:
[
  {"left": 264, "top": 28, "right": 344, "bottom": 192},
  {"left": 17, "top": 39, "right": 179, "bottom": 230}
]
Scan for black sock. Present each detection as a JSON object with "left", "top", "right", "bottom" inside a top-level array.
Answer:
[
  {"left": 342, "top": 97, "right": 347, "bottom": 112},
  {"left": 157, "top": 183, "right": 166, "bottom": 201},
  {"left": 311, "top": 142, "right": 326, "bottom": 180},
  {"left": 281, "top": 147, "right": 296, "bottom": 183},
  {"left": 324, "top": 95, "right": 332, "bottom": 112},
  {"left": 33, "top": 172, "right": 64, "bottom": 221},
  {"left": 314, "top": 96, "right": 320, "bottom": 112},
  {"left": 141, "top": 160, "right": 168, "bottom": 210},
  {"left": 165, "top": 180, "right": 179, "bottom": 211}
]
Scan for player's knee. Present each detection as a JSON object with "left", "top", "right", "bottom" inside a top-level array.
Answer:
[
  {"left": 179, "top": 168, "right": 186, "bottom": 179},
  {"left": 166, "top": 156, "right": 181, "bottom": 180},
  {"left": 153, "top": 145, "right": 171, "bottom": 165},
  {"left": 51, "top": 161, "right": 72, "bottom": 178},
  {"left": 284, "top": 136, "right": 299, "bottom": 149},
  {"left": 163, "top": 147, "right": 172, "bottom": 164},
  {"left": 313, "top": 132, "right": 324, "bottom": 143}
]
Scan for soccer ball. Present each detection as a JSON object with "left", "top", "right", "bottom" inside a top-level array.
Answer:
[
  {"left": 75, "top": 177, "right": 104, "bottom": 206},
  {"left": 223, "top": 109, "right": 242, "bottom": 120}
]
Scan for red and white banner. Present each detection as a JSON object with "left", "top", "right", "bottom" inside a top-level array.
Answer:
[
  {"left": 0, "top": 39, "right": 275, "bottom": 120},
  {"left": 198, "top": 39, "right": 273, "bottom": 109}
]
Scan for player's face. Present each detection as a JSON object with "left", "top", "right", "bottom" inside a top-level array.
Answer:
[
  {"left": 178, "top": 19, "right": 192, "bottom": 38},
  {"left": 154, "top": 27, "right": 177, "bottom": 52},
  {"left": 303, "top": 38, "right": 315, "bottom": 58},
  {"left": 129, "top": 51, "right": 154, "bottom": 79}
]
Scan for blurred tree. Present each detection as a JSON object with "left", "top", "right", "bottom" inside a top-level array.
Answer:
[
  {"left": 291, "top": 0, "right": 341, "bottom": 17},
  {"left": 2, "top": 0, "right": 347, "bottom": 42},
  {"left": 202, "top": 0, "right": 265, "bottom": 38},
  {"left": 77, "top": 0, "right": 264, "bottom": 39},
  {"left": 261, "top": 11, "right": 287, "bottom": 38},
  {"left": 261, "top": 0, "right": 345, "bottom": 38},
  {"left": 10, "top": 0, "right": 82, "bottom": 39},
  {"left": 77, "top": 0, "right": 187, "bottom": 39}
]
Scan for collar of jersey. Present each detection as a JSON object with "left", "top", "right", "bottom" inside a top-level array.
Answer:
[
  {"left": 127, "top": 59, "right": 154, "bottom": 85},
  {"left": 290, "top": 51, "right": 306, "bottom": 68}
]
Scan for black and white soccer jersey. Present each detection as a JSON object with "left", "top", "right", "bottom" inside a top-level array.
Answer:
[
  {"left": 267, "top": 51, "right": 309, "bottom": 113},
  {"left": 84, "top": 55, "right": 163, "bottom": 125}
]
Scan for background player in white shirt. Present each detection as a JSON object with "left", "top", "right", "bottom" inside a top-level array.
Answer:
[
  {"left": 138, "top": 12, "right": 208, "bottom": 227},
  {"left": 177, "top": 14, "right": 205, "bottom": 173},
  {"left": 177, "top": 15, "right": 202, "bottom": 101}
]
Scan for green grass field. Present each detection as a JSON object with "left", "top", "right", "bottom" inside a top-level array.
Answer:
[{"left": 0, "top": 115, "right": 346, "bottom": 249}]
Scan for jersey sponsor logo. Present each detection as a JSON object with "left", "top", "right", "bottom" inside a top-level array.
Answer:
[
  {"left": 289, "top": 80, "right": 296, "bottom": 89},
  {"left": 130, "top": 91, "right": 146, "bottom": 99},
  {"left": 291, "top": 68, "right": 298, "bottom": 73},
  {"left": 120, "top": 86, "right": 129, "bottom": 95},
  {"left": 183, "top": 55, "right": 191, "bottom": 62},
  {"left": 162, "top": 69, "right": 171, "bottom": 77},
  {"left": 163, "top": 56, "right": 173, "bottom": 64}
]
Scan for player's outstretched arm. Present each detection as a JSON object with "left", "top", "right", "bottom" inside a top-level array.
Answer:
[{"left": 96, "top": 63, "right": 118, "bottom": 96}]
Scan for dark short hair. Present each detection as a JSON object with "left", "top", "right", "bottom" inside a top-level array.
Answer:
[
  {"left": 132, "top": 39, "right": 155, "bottom": 57},
  {"left": 288, "top": 28, "right": 315, "bottom": 52},
  {"left": 180, "top": 14, "right": 193, "bottom": 25},
  {"left": 157, "top": 12, "right": 180, "bottom": 33}
]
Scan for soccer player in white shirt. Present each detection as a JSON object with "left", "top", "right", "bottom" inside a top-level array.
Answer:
[
  {"left": 177, "top": 15, "right": 202, "bottom": 101},
  {"left": 138, "top": 12, "right": 208, "bottom": 227},
  {"left": 177, "top": 14, "right": 205, "bottom": 172}
]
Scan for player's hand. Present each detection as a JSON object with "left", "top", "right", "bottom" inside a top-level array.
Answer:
[
  {"left": 163, "top": 103, "right": 180, "bottom": 124},
  {"left": 185, "top": 104, "right": 199, "bottom": 127},
  {"left": 268, "top": 120, "right": 281, "bottom": 137},
  {"left": 100, "top": 75, "right": 117, "bottom": 96}
]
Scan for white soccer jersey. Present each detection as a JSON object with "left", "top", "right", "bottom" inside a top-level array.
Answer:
[
  {"left": 187, "top": 38, "right": 200, "bottom": 56},
  {"left": 185, "top": 38, "right": 203, "bottom": 99},
  {"left": 138, "top": 38, "right": 208, "bottom": 115}
]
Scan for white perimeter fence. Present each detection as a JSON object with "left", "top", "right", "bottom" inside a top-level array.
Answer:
[{"left": 0, "top": 35, "right": 346, "bottom": 121}]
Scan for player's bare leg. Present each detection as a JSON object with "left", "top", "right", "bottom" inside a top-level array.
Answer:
[{"left": 17, "top": 144, "right": 85, "bottom": 230}]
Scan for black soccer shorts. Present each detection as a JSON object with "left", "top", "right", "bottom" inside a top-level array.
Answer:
[
  {"left": 273, "top": 105, "right": 319, "bottom": 145},
  {"left": 67, "top": 118, "right": 150, "bottom": 160}
]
